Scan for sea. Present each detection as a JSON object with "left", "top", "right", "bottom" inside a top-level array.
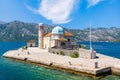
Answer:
[{"left": 0, "top": 42, "right": 120, "bottom": 80}]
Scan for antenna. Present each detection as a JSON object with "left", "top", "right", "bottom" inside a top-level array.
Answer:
[{"left": 90, "top": 21, "right": 92, "bottom": 50}]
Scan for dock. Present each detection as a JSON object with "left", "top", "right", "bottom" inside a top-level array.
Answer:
[{"left": 2, "top": 47, "right": 120, "bottom": 77}]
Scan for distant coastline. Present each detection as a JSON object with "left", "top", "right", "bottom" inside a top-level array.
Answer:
[
  {"left": 0, "top": 20, "right": 120, "bottom": 42},
  {"left": 114, "top": 39, "right": 120, "bottom": 42}
]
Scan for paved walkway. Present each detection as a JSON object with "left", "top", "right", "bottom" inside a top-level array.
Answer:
[{"left": 3, "top": 47, "right": 120, "bottom": 75}]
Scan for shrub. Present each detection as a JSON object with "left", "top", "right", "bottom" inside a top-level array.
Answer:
[
  {"left": 59, "top": 51, "right": 65, "bottom": 56},
  {"left": 70, "top": 52, "right": 79, "bottom": 58},
  {"left": 22, "top": 46, "right": 27, "bottom": 50},
  {"left": 56, "top": 52, "right": 59, "bottom": 55},
  {"left": 79, "top": 44, "right": 86, "bottom": 49}
]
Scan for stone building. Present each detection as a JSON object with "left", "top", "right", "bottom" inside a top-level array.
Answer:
[
  {"left": 38, "top": 23, "right": 76, "bottom": 49},
  {"left": 27, "top": 40, "right": 36, "bottom": 47},
  {"left": 38, "top": 23, "right": 96, "bottom": 59}
]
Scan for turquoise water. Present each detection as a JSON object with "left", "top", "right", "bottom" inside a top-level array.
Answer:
[{"left": 0, "top": 42, "right": 120, "bottom": 80}]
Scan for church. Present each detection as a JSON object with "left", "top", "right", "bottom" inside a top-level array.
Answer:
[
  {"left": 27, "top": 23, "right": 96, "bottom": 59},
  {"left": 38, "top": 23, "right": 77, "bottom": 49}
]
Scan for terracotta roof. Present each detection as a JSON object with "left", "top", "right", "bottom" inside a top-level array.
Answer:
[
  {"left": 28, "top": 40, "right": 35, "bottom": 43},
  {"left": 59, "top": 37, "right": 67, "bottom": 42},
  {"left": 44, "top": 31, "right": 74, "bottom": 37},
  {"left": 44, "top": 32, "right": 52, "bottom": 37},
  {"left": 64, "top": 31, "right": 74, "bottom": 37}
]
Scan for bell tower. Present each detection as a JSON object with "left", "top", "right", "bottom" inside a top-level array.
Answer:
[{"left": 38, "top": 23, "right": 44, "bottom": 49}]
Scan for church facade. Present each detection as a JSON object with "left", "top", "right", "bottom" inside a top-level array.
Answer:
[{"left": 38, "top": 23, "right": 76, "bottom": 49}]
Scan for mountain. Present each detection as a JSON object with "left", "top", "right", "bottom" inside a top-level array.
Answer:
[
  {"left": 69, "top": 27, "right": 120, "bottom": 42},
  {"left": 0, "top": 21, "right": 6, "bottom": 24},
  {"left": 0, "top": 20, "right": 120, "bottom": 42},
  {"left": 0, "top": 20, "right": 53, "bottom": 41}
]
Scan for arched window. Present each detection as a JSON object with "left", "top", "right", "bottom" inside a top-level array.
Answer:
[{"left": 68, "top": 39, "right": 70, "bottom": 42}]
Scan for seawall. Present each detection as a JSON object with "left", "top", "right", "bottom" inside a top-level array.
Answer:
[{"left": 2, "top": 47, "right": 120, "bottom": 77}]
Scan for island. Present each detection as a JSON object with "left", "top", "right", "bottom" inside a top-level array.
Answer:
[{"left": 3, "top": 23, "right": 120, "bottom": 77}]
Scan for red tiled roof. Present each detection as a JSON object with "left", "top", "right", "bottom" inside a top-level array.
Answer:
[
  {"left": 64, "top": 31, "right": 74, "bottom": 37},
  {"left": 44, "top": 32, "right": 52, "bottom": 37},
  {"left": 59, "top": 37, "right": 67, "bottom": 42},
  {"left": 28, "top": 40, "right": 35, "bottom": 43},
  {"left": 44, "top": 31, "right": 74, "bottom": 37}
]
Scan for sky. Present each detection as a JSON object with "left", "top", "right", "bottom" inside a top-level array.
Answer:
[{"left": 0, "top": 0, "right": 120, "bottom": 29}]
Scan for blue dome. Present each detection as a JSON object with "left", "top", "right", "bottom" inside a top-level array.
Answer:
[{"left": 52, "top": 26, "right": 64, "bottom": 34}]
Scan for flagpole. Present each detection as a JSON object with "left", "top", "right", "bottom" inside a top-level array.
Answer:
[{"left": 90, "top": 21, "right": 92, "bottom": 50}]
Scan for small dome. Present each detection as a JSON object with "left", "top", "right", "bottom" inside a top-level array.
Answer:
[{"left": 52, "top": 26, "right": 64, "bottom": 34}]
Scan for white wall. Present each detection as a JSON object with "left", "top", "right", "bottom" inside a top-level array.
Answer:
[{"left": 27, "top": 43, "right": 36, "bottom": 47}]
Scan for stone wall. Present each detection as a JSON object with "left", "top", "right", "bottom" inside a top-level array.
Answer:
[
  {"left": 48, "top": 48, "right": 79, "bottom": 56},
  {"left": 79, "top": 49, "right": 96, "bottom": 59},
  {"left": 79, "top": 51, "right": 92, "bottom": 59},
  {"left": 49, "top": 48, "right": 96, "bottom": 59},
  {"left": 111, "top": 65, "right": 120, "bottom": 76}
]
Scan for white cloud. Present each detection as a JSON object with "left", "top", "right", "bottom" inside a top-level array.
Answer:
[
  {"left": 39, "top": 0, "right": 77, "bottom": 24},
  {"left": 25, "top": 3, "right": 38, "bottom": 14},
  {"left": 26, "top": 0, "right": 77, "bottom": 24},
  {"left": 87, "top": 0, "right": 102, "bottom": 8}
]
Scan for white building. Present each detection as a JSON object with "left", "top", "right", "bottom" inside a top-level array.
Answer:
[
  {"left": 27, "top": 40, "right": 36, "bottom": 47},
  {"left": 38, "top": 24, "right": 75, "bottom": 49}
]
